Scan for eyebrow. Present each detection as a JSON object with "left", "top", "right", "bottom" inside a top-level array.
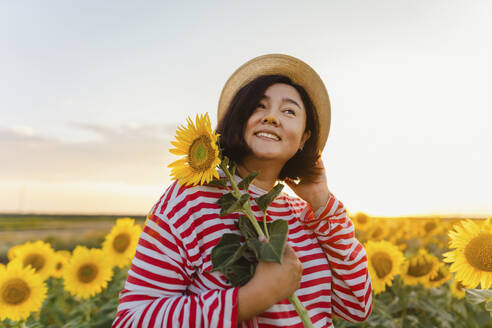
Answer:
[{"left": 260, "top": 96, "right": 301, "bottom": 110}]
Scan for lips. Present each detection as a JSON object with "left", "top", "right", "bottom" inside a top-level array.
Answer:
[{"left": 254, "top": 131, "right": 281, "bottom": 141}]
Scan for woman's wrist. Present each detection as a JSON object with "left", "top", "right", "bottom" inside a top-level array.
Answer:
[{"left": 237, "top": 277, "right": 275, "bottom": 322}]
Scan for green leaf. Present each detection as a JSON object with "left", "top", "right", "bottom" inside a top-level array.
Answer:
[
  {"left": 211, "top": 243, "right": 248, "bottom": 272},
  {"left": 466, "top": 289, "right": 490, "bottom": 305},
  {"left": 237, "top": 171, "right": 258, "bottom": 190},
  {"left": 217, "top": 193, "right": 249, "bottom": 215},
  {"left": 207, "top": 179, "right": 228, "bottom": 188},
  {"left": 246, "top": 220, "right": 288, "bottom": 263},
  {"left": 485, "top": 300, "right": 492, "bottom": 312},
  {"left": 210, "top": 233, "right": 242, "bottom": 271},
  {"left": 223, "top": 258, "right": 255, "bottom": 286},
  {"left": 217, "top": 193, "right": 236, "bottom": 212},
  {"left": 255, "top": 183, "right": 284, "bottom": 213},
  {"left": 230, "top": 162, "right": 237, "bottom": 177},
  {"left": 222, "top": 156, "right": 230, "bottom": 168},
  {"left": 237, "top": 216, "right": 259, "bottom": 240}
]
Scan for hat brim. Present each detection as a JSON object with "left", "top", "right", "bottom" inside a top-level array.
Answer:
[{"left": 217, "top": 53, "right": 331, "bottom": 151}]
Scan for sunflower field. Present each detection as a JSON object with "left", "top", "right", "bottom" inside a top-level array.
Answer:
[{"left": 1, "top": 214, "right": 492, "bottom": 327}]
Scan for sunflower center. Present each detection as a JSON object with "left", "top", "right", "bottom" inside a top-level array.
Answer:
[
  {"left": 357, "top": 215, "right": 368, "bottom": 224},
  {"left": 430, "top": 268, "right": 445, "bottom": 282},
  {"left": 23, "top": 253, "right": 45, "bottom": 272},
  {"left": 2, "top": 278, "right": 30, "bottom": 305},
  {"left": 372, "top": 227, "right": 383, "bottom": 239},
  {"left": 113, "top": 233, "right": 131, "bottom": 253},
  {"left": 370, "top": 251, "right": 393, "bottom": 278},
  {"left": 78, "top": 263, "right": 99, "bottom": 283},
  {"left": 188, "top": 135, "right": 214, "bottom": 171},
  {"left": 56, "top": 262, "right": 63, "bottom": 270},
  {"left": 424, "top": 222, "right": 437, "bottom": 233},
  {"left": 457, "top": 281, "right": 465, "bottom": 292},
  {"left": 464, "top": 233, "right": 492, "bottom": 272},
  {"left": 407, "top": 258, "right": 433, "bottom": 277}
]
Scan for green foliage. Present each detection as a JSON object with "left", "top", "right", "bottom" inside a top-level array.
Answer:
[
  {"left": 333, "top": 278, "right": 492, "bottom": 328},
  {"left": 209, "top": 216, "right": 289, "bottom": 287},
  {"left": 237, "top": 171, "right": 258, "bottom": 190},
  {"left": 1, "top": 267, "right": 128, "bottom": 328},
  {"left": 255, "top": 184, "right": 284, "bottom": 213},
  {"left": 217, "top": 193, "right": 250, "bottom": 215}
]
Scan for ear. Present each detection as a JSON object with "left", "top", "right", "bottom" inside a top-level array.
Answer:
[{"left": 300, "top": 130, "right": 311, "bottom": 149}]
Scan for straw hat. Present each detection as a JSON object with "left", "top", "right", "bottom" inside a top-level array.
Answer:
[{"left": 217, "top": 53, "right": 331, "bottom": 151}]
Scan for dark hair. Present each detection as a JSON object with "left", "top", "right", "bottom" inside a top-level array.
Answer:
[{"left": 216, "top": 74, "right": 321, "bottom": 182}]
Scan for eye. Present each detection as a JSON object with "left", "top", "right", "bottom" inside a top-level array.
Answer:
[{"left": 283, "top": 109, "right": 296, "bottom": 115}]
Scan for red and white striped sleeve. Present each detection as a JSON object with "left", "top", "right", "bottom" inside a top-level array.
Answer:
[
  {"left": 299, "top": 192, "right": 373, "bottom": 322},
  {"left": 112, "top": 183, "right": 239, "bottom": 328}
]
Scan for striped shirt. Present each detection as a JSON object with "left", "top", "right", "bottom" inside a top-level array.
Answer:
[{"left": 112, "top": 174, "right": 372, "bottom": 328}]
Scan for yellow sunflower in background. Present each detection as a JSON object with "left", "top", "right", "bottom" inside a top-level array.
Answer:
[
  {"left": 7, "top": 244, "right": 22, "bottom": 261},
  {"left": 426, "top": 262, "right": 452, "bottom": 289},
  {"left": 367, "top": 220, "right": 390, "bottom": 241},
  {"left": 0, "top": 262, "right": 47, "bottom": 322},
  {"left": 401, "top": 248, "right": 440, "bottom": 286},
  {"left": 10, "top": 240, "right": 56, "bottom": 281},
  {"left": 450, "top": 278, "right": 466, "bottom": 299},
  {"left": 102, "top": 217, "right": 142, "bottom": 268},
  {"left": 365, "top": 240, "right": 405, "bottom": 294},
  {"left": 52, "top": 251, "right": 71, "bottom": 279},
  {"left": 352, "top": 212, "right": 371, "bottom": 232},
  {"left": 418, "top": 217, "right": 446, "bottom": 245},
  {"left": 63, "top": 246, "right": 113, "bottom": 299},
  {"left": 443, "top": 218, "right": 492, "bottom": 289},
  {"left": 169, "top": 113, "right": 221, "bottom": 186}
]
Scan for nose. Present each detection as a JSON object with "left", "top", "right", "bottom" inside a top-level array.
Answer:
[{"left": 262, "top": 114, "right": 279, "bottom": 126}]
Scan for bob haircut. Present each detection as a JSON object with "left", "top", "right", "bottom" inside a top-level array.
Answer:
[{"left": 216, "top": 74, "right": 321, "bottom": 182}]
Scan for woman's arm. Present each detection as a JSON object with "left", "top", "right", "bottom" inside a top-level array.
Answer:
[
  {"left": 300, "top": 192, "right": 373, "bottom": 322},
  {"left": 112, "top": 213, "right": 239, "bottom": 328}
]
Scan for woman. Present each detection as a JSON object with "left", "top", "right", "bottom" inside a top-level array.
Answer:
[{"left": 112, "top": 54, "right": 372, "bottom": 328}]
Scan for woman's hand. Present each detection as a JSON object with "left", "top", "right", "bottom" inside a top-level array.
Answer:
[
  {"left": 284, "top": 157, "right": 331, "bottom": 213},
  {"left": 237, "top": 244, "right": 303, "bottom": 322}
]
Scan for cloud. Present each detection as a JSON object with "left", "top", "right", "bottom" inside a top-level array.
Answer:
[{"left": 0, "top": 122, "right": 180, "bottom": 184}]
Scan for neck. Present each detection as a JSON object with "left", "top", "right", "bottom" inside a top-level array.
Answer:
[{"left": 235, "top": 157, "right": 285, "bottom": 191}]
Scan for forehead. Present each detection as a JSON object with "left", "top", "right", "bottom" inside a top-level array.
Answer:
[{"left": 263, "top": 83, "right": 303, "bottom": 102}]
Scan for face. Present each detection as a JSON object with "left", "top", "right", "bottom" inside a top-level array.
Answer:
[{"left": 243, "top": 83, "right": 311, "bottom": 165}]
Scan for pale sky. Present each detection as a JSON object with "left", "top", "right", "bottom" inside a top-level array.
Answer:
[{"left": 1, "top": 1, "right": 491, "bottom": 217}]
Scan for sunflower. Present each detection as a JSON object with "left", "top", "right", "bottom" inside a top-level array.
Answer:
[
  {"left": 352, "top": 212, "right": 371, "bottom": 232},
  {"left": 401, "top": 248, "right": 440, "bottom": 286},
  {"left": 102, "top": 217, "right": 142, "bottom": 268},
  {"left": 7, "top": 244, "right": 22, "bottom": 261},
  {"left": 10, "top": 240, "right": 56, "bottom": 281},
  {"left": 365, "top": 240, "right": 405, "bottom": 294},
  {"left": 62, "top": 246, "right": 113, "bottom": 299},
  {"left": 52, "top": 251, "right": 70, "bottom": 279},
  {"left": 0, "top": 262, "right": 47, "bottom": 322},
  {"left": 450, "top": 278, "right": 466, "bottom": 299},
  {"left": 442, "top": 218, "right": 492, "bottom": 289},
  {"left": 367, "top": 220, "right": 390, "bottom": 241},
  {"left": 168, "top": 113, "right": 221, "bottom": 186},
  {"left": 425, "top": 262, "right": 452, "bottom": 289}
]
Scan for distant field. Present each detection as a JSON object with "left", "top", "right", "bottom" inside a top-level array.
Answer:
[{"left": 0, "top": 213, "right": 146, "bottom": 264}]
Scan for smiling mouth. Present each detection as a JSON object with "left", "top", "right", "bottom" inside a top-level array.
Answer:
[{"left": 254, "top": 132, "right": 281, "bottom": 141}]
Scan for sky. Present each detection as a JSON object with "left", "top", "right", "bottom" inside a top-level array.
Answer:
[{"left": 1, "top": 0, "right": 491, "bottom": 217}]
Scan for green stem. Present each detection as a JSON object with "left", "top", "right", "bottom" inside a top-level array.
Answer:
[
  {"left": 221, "top": 160, "right": 312, "bottom": 327},
  {"left": 85, "top": 299, "right": 92, "bottom": 322},
  {"left": 222, "top": 162, "right": 266, "bottom": 239},
  {"left": 400, "top": 295, "right": 407, "bottom": 327},
  {"left": 288, "top": 294, "right": 314, "bottom": 328},
  {"left": 262, "top": 212, "right": 270, "bottom": 239}
]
